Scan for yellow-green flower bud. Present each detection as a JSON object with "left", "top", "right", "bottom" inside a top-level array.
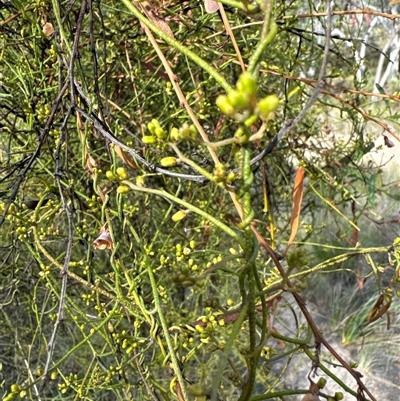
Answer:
[
  {"left": 335, "top": 392, "right": 344, "bottom": 400},
  {"left": 160, "top": 157, "right": 178, "bottom": 167},
  {"left": 50, "top": 371, "right": 58, "bottom": 380},
  {"left": 216, "top": 95, "right": 235, "bottom": 116},
  {"left": 172, "top": 210, "right": 188, "bottom": 222},
  {"left": 170, "top": 127, "right": 179, "bottom": 141},
  {"left": 189, "top": 124, "right": 198, "bottom": 140},
  {"left": 106, "top": 170, "right": 118, "bottom": 181},
  {"left": 147, "top": 121, "right": 156, "bottom": 135},
  {"left": 151, "top": 118, "right": 161, "bottom": 127},
  {"left": 10, "top": 384, "right": 21, "bottom": 393},
  {"left": 117, "top": 185, "right": 130, "bottom": 194},
  {"left": 213, "top": 163, "right": 226, "bottom": 182},
  {"left": 227, "top": 90, "right": 249, "bottom": 110},
  {"left": 116, "top": 167, "right": 128, "bottom": 180},
  {"left": 142, "top": 135, "right": 156, "bottom": 144},
  {"left": 136, "top": 175, "right": 145, "bottom": 187},
  {"left": 155, "top": 126, "right": 166, "bottom": 139},
  {"left": 237, "top": 72, "right": 257, "bottom": 98},
  {"left": 257, "top": 94, "right": 279, "bottom": 116}
]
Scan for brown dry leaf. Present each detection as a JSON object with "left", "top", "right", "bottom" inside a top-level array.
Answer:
[
  {"left": 42, "top": 22, "right": 54, "bottom": 37},
  {"left": 285, "top": 166, "right": 305, "bottom": 255},
  {"left": 113, "top": 144, "right": 138, "bottom": 170},
  {"left": 367, "top": 294, "right": 392, "bottom": 324},
  {"left": 140, "top": 1, "right": 175, "bottom": 39},
  {"left": 93, "top": 229, "right": 113, "bottom": 250},
  {"left": 389, "top": 0, "right": 400, "bottom": 4},
  {"left": 204, "top": 0, "right": 220, "bottom": 13}
]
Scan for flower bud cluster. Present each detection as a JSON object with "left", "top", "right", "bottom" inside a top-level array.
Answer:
[{"left": 216, "top": 72, "right": 280, "bottom": 124}]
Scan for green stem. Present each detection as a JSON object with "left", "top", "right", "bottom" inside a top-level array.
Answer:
[
  {"left": 145, "top": 260, "right": 190, "bottom": 401},
  {"left": 121, "top": 0, "right": 232, "bottom": 92},
  {"left": 270, "top": 324, "right": 312, "bottom": 345},
  {"left": 122, "top": 181, "right": 245, "bottom": 248},
  {"left": 51, "top": 0, "right": 72, "bottom": 56},
  {"left": 250, "top": 389, "right": 310, "bottom": 401},
  {"left": 248, "top": 21, "right": 278, "bottom": 75}
]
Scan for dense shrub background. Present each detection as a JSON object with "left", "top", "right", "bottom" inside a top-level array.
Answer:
[{"left": 1, "top": 1, "right": 399, "bottom": 400}]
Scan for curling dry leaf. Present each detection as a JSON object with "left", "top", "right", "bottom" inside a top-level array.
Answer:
[
  {"left": 93, "top": 229, "right": 113, "bottom": 250},
  {"left": 112, "top": 144, "right": 138, "bottom": 170},
  {"left": 285, "top": 166, "right": 304, "bottom": 255},
  {"left": 139, "top": 1, "right": 175, "bottom": 39},
  {"left": 367, "top": 293, "right": 392, "bottom": 324}
]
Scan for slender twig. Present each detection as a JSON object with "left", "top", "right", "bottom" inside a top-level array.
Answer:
[
  {"left": 121, "top": 180, "right": 245, "bottom": 248},
  {"left": 281, "top": 8, "right": 400, "bottom": 22},
  {"left": 219, "top": 4, "right": 246, "bottom": 72},
  {"left": 74, "top": 103, "right": 207, "bottom": 182},
  {"left": 42, "top": 1, "right": 87, "bottom": 381}
]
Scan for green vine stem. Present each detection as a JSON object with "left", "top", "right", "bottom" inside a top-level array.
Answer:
[
  {"left": 144, "top": 256, "right": 190, "bottom": 401},
  {"left": 121, "top": 180, "right": 245, "bottom": 248},
  {"left": 248, "top": 15, "right": 277, "bottom": 75},
  {"left": 121, "top": 0, "right": 233, "bottom": 93}
]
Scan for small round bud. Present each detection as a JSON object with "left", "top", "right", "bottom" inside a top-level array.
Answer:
[
  {"left": 334, "top": 392, "right": 344, "bottom": 400},
  {"left": 172, "top": 210, "right": 188, "bottom": 222},
  {"left": 257, "top": 94, "right": 279, "bottom": 116},
  {"left": 236, "top": 72, "right": 257, "bottom": 98},
  {"left": 142, "top": 135, "right": 156, "bottom": 144},
  {"left": 317, "top": 377, "right": 327, "bottom": 389},
  {"left": 244, "top": 114, "right": 258, "bottom": 127},
  {"left": 117, "top": 185, "right": 130, "bottom": 194},
  {"left": 155, "top": 127, "right": 166, "bottom": 139},
  {"left": 227, "top": 90, "right": 249, "bottom": 110},
  {"left": 116, "top": 167, "right": 128, "bottom": 180},
  {"left": 147, "top": 121, "right": 156, "bottom": 135},
  {"left": 106, "top": 170, "right": 118, "bottom": 181},
  {"left": 216, "top": 95, "right": 235, "bottom": 116},
  {"left": 160, "top": 157, "right": 178, "bottom": 167},
  {"left": 10, "top": 384, "right": 21, "bottom": 393},
  {"left": 213, "top": 163, "right": 226, "bottom": 181},
  {"left": 170, "top": 127, "right": 179, "bottom": 141}
]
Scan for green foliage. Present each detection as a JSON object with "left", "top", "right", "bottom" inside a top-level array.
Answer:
[{"left": 1, "top": 1, "right": 399, "bottom": 401}]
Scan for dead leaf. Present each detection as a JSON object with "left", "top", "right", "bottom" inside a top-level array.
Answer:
[
  {"left": 93, "top": 228, "right": 113, "bottom": 250},
  {"left": 42, "top": 22, "right": 54, "bottom": 37},
  {"left": 112, "top": 144, "right": 138, "bottom": 170},
  {"left": 140, "top": 1, "right": 175, "bottom": 39},
  {"left": 285, "top": 166, "right": 305, "bottom": 255},
  {"left": 367, "top": 293, "right": 392, "bottom": 324}
]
